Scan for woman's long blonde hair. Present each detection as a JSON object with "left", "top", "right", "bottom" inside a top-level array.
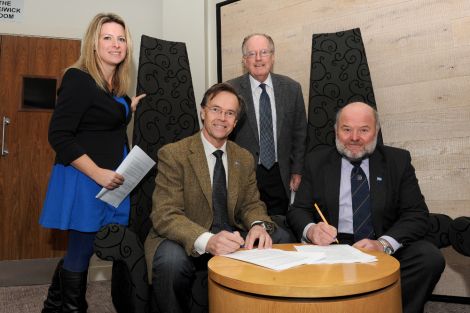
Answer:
[{"left": 71, "top": 12, "right": 133, "bottom": 96}]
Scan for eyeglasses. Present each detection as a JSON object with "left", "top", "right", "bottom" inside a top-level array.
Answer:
[
  {"left": 244, "top": 49, "right": 273, "bottom": 59},
  {"left": 206, "top": 106, "right": 237, "bottom": 119}
]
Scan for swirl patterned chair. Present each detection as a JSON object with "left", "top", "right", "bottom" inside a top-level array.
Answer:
[
  {"left": 307, "top": 28, "right": 454, "bottom": 249},
  {"left": 93, "top": 35, "right": 201, "bottom": 313}
]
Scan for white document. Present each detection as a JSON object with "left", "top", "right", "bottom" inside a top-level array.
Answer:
[
  {"left": 222, "top": 248, "right": 325, "bottom": 271},
  {"left": 96, "top": 145, "right": 155, "bottom": 208},
  {"left": 294, "top": 244, "right": 377, "bottom": 264}
]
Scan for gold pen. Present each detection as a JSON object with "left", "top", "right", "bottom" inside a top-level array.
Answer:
[{"left": 314, "top": 203, "right": 339, "bottom": 244}]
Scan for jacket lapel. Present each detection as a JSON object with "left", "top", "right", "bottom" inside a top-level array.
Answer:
[
  {"left": 369, "top": 147, "right": 386, "bottom": 236},
  {"left": 325, "top": 151, "right": 342, "bottom": 228},
  {"left": 226, "top": 142, "right": 240, "bottom": 223},
  {"left": 272, "top": 74, "right": 285, "bottom": 141},
  {"left": 240, "top": 74, "right": 259, "bottom": 144},
  {"left": 188, "top": 134, "right": 212, "bottom": 208}
]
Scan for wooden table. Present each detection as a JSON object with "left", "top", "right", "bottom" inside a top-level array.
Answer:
[{"left": 208, "top": 244, "right": 402, "bottom": 313}]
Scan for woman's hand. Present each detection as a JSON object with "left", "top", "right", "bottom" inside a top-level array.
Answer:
[
  {"left": 94, "top": 168, "right": 124, "bottom": 190},
  {"left": 71, "top": 154, "right": 124, "bottom": 189},
  {"left": 131, "top": 93, "right": 146, "bottom": 112}
]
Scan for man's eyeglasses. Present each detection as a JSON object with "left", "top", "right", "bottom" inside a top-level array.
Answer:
[
  {"left": 244, "top": 49, "right": 273, "bottom": 59},
  {"left": 206, "top": 106, "right": 237, "bottom": 119}
]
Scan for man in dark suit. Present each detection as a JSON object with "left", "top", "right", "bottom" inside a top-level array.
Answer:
[
  {"left": 287, "top": 101, "right": 445, "bottom": 313},
  {"left": 144, "top": 83, "right": 290, "bottom": 313},
  {"left": 227, "top": 33, "right": 307, "bottom": 223}
]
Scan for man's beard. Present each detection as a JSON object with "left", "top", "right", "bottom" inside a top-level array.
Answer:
[{"left": 335, "top": 135, "right": 378, "bottom": 161}]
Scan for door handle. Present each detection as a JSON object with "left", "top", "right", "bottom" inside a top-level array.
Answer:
[{"left": 2, "top": 116, "right": 10, "bottom": 156}]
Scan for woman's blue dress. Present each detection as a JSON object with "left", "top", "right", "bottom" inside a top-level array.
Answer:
[{"left": 39, "top": 96, "right": 130, "bottom": 232}]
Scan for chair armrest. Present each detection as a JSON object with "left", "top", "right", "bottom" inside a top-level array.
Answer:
[
  {"left": 425, "top": 213, "right": 452, "bottom": 249},
  {"left": 449, "top": 216, "right": 470, "bottom": 257},
  {"left": 94, "top": 224, "right": 149, "bottom": 313}
]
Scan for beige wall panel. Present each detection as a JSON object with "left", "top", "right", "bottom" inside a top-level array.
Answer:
[
  {"left": 426, "top": 200, "right": 470, "bottom": 219},
  {"left": 452, "top": 16, "right": 470, "bottom": 46},
  {"left": 375, "top": 76, "right": 470, "bottom": 115},
  {"left": 369, "top": 46, "right": 470, "bottom": 88},
  {"left": 381, "top": 106, "right": 470, "bottom": 142},
  {"left": 417, "top": 168, "right": 470, "bottom": 201},
  {"left": 391, "top": 137, "right": 470, "bottom": 171}
]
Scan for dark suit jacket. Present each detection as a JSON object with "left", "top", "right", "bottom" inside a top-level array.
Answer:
[
  {"left": 48, "top": 68, "right": 131, "bottom": 170},
  {"left": 227, "top": 73, "right": 307, "bottom": 196},
  {"left": 287, "top": 145, "right": 429, "bottom": 245},
  {"left": 144, "top": 133, "right": 274, "bottom": 281}
]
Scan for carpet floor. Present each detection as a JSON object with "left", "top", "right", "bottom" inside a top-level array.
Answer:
[{"left": 0, "top": 280, "right": 468, "bottom": 313}]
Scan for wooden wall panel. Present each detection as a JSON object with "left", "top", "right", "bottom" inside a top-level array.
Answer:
[{"left": 221, "top": 0, "right": 470, "bottom": 297}]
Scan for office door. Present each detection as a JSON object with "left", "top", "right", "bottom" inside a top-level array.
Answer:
[{"left": 0, "top": 35, "right": 80, "bottom": 260}]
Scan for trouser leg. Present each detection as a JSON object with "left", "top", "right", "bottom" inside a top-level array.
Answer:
[
  {"left": 256, "top": 163, "right": 289, "bottom": 216},
  {"left": 152, "top": 240, "right": 196, "bottom": 313},
  {"left": 393, "top": 240, "right": 445, "bottom": 313}
]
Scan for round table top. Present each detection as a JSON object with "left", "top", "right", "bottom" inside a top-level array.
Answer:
[{"left": 208, "top": 243, "right": 400, "bottom": 298}]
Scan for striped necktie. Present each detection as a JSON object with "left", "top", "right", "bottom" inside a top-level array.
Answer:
[{"left": 351, "top": 160, "right": 375, "bottom": 241}]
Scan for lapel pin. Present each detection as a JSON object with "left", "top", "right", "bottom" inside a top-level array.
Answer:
[{"left": 377, "top": 177, "right": 382, "bottom": 181}]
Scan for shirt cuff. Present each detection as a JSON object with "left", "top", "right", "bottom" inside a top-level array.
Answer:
[
  {"left": 380, "top": 235, "right": 402, "bottom": 253},
  {"left": 194, "top": 232, "right": 214, "bottom": 255},
  {"left": 302, "top": 222, "right": 316, "bottom": 243},
  {"left": 251, "top": 220, "right": 263, "bottom": 227}
]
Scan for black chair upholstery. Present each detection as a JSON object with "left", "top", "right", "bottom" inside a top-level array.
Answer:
[
  {"left": 94, "top": 35, "right": 200, "bottom": 313},
  {"left": 307, "top": 28, "right": 382, "bottom": 154},
  {"left": 425, "top": 213, "right": 452, "bottom": 249},
  {"left": 449, "top": 216, "right": 470, "bottom": 256}
]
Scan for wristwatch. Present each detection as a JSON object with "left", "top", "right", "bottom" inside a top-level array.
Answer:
[
  {"left": 252, "top": 221, "right": 275, "bottom": 235},
  {"left": 377, "top": 238, "right": 394, "bottom": 255}
]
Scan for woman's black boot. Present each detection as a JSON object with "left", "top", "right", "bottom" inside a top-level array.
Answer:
[
  {"left": 41, "top": 259, "right": 64, "bottom": 313},
  {"left": 60, "top": 267, "right": 88, "bottom": 313}
]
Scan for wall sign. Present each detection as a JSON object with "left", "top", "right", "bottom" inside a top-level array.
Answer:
[{"left": 0, "top": 0, "right": 23, "bottom": 22}]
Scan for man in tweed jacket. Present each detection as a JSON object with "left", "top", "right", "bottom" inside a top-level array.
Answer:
[{"left": 144, "top": 83, "right": 290, "bottom": 313}]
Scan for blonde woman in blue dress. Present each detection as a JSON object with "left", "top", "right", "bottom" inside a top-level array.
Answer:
[{"left": 39, "top": 13, "right": 145, "bottom": 313}]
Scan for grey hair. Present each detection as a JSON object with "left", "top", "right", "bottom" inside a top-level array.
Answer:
[{"left": 241, "top": 33, "right": 275, "bottom": 56}]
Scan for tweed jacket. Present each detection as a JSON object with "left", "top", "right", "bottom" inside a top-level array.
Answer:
[{"left": 144, "top": 133, "right": 273, "bottom": 281}]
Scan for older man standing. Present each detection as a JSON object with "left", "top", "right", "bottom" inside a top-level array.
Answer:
[
  {"left": 227, "top": 33, "right": 307, "bottom": 228},
  {"left": 287, "top": 101, "right": 445, "bottom": 313}
]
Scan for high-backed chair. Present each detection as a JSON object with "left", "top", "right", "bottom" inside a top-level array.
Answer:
[
  {"left": 307, "top": 28, "right": 382, "bottom": 153},
  {"left": 94, "top": 35, "right": 200, "bottom": 313}
]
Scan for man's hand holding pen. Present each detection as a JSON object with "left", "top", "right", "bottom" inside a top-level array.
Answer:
[
  {"left": 206, "top": 231, "right": 244, "bottom": 255},
  {"left": 306, "top": 222, "right": 338, "bottom": 245}
]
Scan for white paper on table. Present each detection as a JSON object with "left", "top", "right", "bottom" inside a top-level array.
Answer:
[
  {"left": 294, "top": 244, "right": 377, "bottom": 264},
  {"left": 222, "top": 248, "right": 325, "bottom": 271},
  {"left": 96, "top": 145, "right": 155, "bottom": 208}
]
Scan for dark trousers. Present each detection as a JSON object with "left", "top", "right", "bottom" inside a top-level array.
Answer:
[
  {"left": 395, "top": 240, "right": 444, "bottom": 313},
  {"left": 256, "top": 163, "right": 288, "bottom": 216},
  {"left": 152, "top": 228, "right": 291, "bottom": 313},
  {"left": 337, "top": 235, "right": 445, "bottom": 313}
]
